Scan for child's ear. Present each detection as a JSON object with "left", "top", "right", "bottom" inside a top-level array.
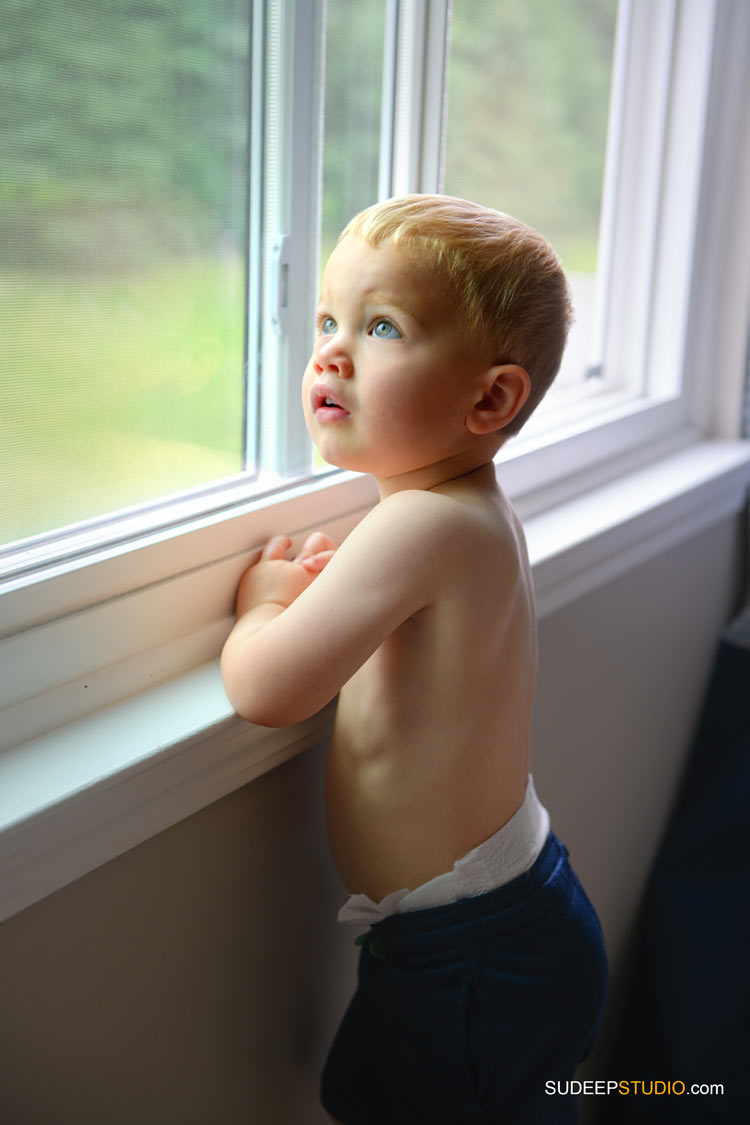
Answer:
[{"left": 466, "top": 364, "right": 531, "bottom": 435}]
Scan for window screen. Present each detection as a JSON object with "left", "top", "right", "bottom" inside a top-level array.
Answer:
[{"left": 1, "top": 0, "right": 252, "bottom": 546}]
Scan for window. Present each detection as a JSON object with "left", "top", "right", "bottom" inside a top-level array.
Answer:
[
  {"left": 1, "top": 0, "right": 748, "bottom": 756},
  {"left": 2, "top": 0, "right": 253, "bottom": 548}
]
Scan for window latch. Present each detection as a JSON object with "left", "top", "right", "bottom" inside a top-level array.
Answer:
[{"left": 271, "top": 234, "right": 291, "bottom": 335}]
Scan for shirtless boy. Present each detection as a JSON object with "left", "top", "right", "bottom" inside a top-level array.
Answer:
[{"left": 221, "top": 194, "right": 607, "bottom": 1124}]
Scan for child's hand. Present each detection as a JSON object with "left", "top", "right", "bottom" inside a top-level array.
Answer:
[
  {"left": 292, "top": 530, "right": 337, "bottom": 574},
  {"left": 235, "top": 532, "right": 336, "bottom": 618}
]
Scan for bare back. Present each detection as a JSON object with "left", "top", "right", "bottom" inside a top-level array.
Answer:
[{"left": 326, "top": 471, "right": 536, "bottom": 901}]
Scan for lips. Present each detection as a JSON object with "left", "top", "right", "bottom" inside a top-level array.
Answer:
[{"left": 311, "top": 384, "right": 351, "bottom": 421}]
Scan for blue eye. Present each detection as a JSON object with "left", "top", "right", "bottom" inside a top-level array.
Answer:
[
  {"left": 371, "top": 318, "right": 401, "bottom": 339},
  {"left": 320, "top": 315, "right": 337, "bottom": 335}
]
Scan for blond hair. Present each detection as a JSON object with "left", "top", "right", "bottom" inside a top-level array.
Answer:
[{"left": 340, "top": 194, "right": 573, "bottom": 436}]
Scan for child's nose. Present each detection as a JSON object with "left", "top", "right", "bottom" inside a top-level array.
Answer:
[{"left": 314, "top": 338, "right": 353, "bottom": 378}]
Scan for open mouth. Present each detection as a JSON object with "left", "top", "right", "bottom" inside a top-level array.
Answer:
[{"left": 311, "top": 385, "right": 351, "bottom": 419}]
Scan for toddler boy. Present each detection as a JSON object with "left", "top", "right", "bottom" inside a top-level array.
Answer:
[{"left": 221, "top": 194, "right": 607, "bottom": 1124}]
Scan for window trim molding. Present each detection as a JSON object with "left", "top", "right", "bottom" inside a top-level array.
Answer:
[
  {"left": 261, "top": 0, "right": 326, "bottom": 477},
  {"left": 387, "top": 0, "right": 451, "bottom": 195},
  {"left": 596, "top": 0, "right": 679, "bottom": 392},
  {"left": 682, "top": 0, "right": 750, "bottom": 442}
]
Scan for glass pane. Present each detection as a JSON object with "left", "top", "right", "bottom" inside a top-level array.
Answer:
[
  {"left": 1, "top": 0, "right": 251, "bottom": 547},
  {"left": 444, "top": 0, "right": 618, "bottom": 388},
  {"left": 311, "top": 0, "right": 386, "bottom": 473},
  {"left": 321, "top": 0, "right": 387, "bottom": 263}
]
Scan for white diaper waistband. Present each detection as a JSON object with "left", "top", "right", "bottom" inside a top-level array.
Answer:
[{"left": 337, "top": 776, "right": 550, "bottom": 925}]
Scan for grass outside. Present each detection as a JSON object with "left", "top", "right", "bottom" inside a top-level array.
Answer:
[{"left": 1, "top": 257, "right": 246, "bottom": 545}]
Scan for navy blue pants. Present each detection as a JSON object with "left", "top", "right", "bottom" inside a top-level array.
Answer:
[{"left": 321, "top": 834, "right": 608, "bottom": 1124}]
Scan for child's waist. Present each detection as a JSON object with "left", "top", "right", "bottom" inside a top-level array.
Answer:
[{"left": 337, "top": 776, "right": 550, "bottom": 925}]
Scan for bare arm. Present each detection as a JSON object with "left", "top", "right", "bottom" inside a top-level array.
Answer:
[{"left": 220, "top": 491, "right": 449, "bottom": 727}]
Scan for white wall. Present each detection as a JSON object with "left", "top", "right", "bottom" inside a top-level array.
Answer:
[{"left": 0, "top": 513, "right": 742, "bottom": 1124}]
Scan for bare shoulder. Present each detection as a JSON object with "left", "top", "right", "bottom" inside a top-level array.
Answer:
[
  {"left": 362, "top": 485, "right": 513, "bottom": 537},
  {"left": 351, "top": 486, "right": 499, "bottom": 560},
  {"left": 343, "top": 487, "right": 459, "bottom": 549},
  {"left": 353, "top": 484, "right": 526, "bottom": 589}
]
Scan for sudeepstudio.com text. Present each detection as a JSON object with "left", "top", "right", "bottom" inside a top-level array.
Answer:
[{"left": 546, "top": 1079, "right": 725, "bottom": 1097}]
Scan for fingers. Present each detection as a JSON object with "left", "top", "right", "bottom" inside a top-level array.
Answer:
[
  {"left": 297, "top": 549, "right": 336, "bottom": 574},
  {"left": 292, "top": 530, "right": 337, "bottom": 572},
  {"left": 256, "top": 532, "right": 336, "bottom": 572},
  {"left": 259, "top": 535, "right": 292, "bottom": 561},
  {"left": 297, "top": 531, "right": 337, "bottom": 558}
]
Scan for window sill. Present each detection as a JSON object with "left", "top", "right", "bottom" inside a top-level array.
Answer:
[{"left": 1, "top": 439, "right": 748, "bottom": 922}]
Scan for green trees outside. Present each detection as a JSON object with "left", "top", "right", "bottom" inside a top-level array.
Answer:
[
  {"left": 321, "top": 0, "right": 385, "bottom": 259},
  {"left": 2, "top": 0, "right": 249, "bottom": 269},
  {"left": 444, "top": 0, "right": 618, "bottom": 273}
]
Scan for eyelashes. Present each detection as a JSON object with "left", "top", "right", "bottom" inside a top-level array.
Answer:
[
  {"left": 316, "top": 314, "right": 403, "bottom": 340},
  {"left": 370, "top": 318, "right": 401, "bottom": 340}
]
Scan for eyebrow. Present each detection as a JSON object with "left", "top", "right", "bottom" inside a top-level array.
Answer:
[
  {"left": 354, "top": 288, "right": 429, "bottom": 329},
  {"left": 319, "top": 286, "right": 405, "bottom": 307},
  {"left": 366, "top": 288, "right": 417, "bottom": 311}
]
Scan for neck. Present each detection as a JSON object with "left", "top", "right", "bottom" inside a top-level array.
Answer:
[{"left": 375, "top": 448, "right": 502, "bottom": 499}]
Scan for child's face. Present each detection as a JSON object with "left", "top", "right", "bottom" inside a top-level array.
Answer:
[{"left": 302, "top": 236, "right": 488, "bottom": 487}]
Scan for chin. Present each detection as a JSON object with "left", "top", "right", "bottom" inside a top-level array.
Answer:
[
  {"left": 313, "top": 445, "right": 353, "bottom": 471},
  {"left": 313, "top": 440, "right": 363, "bottom": 473},
  {"left": 328, "top": 454, "right": 371, "bottom": 473}
]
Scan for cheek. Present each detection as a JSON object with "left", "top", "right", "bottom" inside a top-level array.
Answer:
[
  {"left": 300, "top": 363, "right": 316, "bottom": 428},
  {"left": 301, "top": 358, "right": 315, "bottom": 398}
]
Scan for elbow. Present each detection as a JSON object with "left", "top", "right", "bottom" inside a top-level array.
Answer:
[
  {"left": 221, "top": 657, "right": 278, "bottom": 727},
  {"left": 236, "top": 707, "right": 287, "bottom": 729},
  {"left": 231, "top": 694, "right": 295, "bottom": 729},
  {"left": 225, "top": 685, "right": 275, "bottom": 727},
  {"left": 233, "top": 698, "right": 315, "bottom": 729},
  {"left": 220, "top": 651, "right": 315, "bottom": 728}
]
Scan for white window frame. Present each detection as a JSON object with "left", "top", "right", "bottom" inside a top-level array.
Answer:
[{"left": 1, "top": 0, "right": 749, "bottom": 920}]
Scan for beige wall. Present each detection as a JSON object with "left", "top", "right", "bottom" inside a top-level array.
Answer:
[
  {"left": 532, "top": 512, "right": 742, "bottom": 1118},
  {"left": 0, "top": 514, "right": 742, "bottom": 1124}
]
